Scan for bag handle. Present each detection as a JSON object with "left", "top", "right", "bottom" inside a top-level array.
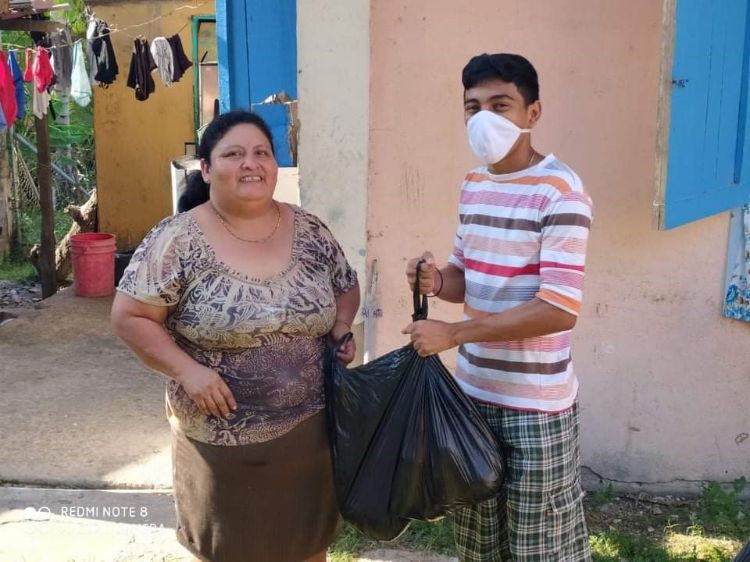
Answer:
[{"left": 412, "top": 259, "right": 428, "bottom": 321}]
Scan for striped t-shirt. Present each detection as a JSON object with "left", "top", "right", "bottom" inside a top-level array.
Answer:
[{"left": 448, "top": 154, "right": 592, "bottom": 413}]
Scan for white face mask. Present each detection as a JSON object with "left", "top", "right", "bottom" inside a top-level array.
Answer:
[{"left": 466, "top": 110, "right": 531, "bottom": 166}]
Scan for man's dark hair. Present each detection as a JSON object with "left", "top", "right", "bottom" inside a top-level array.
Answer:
[{"left": 462, "top": 53, "right": 539, "bottom": 106}]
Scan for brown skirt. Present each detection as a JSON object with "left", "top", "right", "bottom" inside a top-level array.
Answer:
[{"left": 172, "top": 412, "right": 339, "bottom": 562}]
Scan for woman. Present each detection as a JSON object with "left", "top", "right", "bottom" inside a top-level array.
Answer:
[{"left": 111, "top": 110, "right": 359, "bottom": 562}]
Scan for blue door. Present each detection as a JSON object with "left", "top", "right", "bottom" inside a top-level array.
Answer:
[
  {"left": 662, "top": 0, "right": 750, "bottom": 228},
  {"left": 215, "top": 0, "right": 297, "bottom": 166}
]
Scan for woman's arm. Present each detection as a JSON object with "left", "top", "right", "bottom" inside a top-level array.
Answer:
[{"left": 111, "top": 292, "right": 237, "bottom": 417}]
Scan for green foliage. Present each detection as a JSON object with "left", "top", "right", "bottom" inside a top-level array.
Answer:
[
  {"left": 54, "top": 0, "right": 88, "bottom": 37},
  {"left": 589, "top": 483, "right": 616, "bottom": 509},
  {"left": 0, "top": 209, "right": 73, "bottom": 279},
  {"left": 0, "top": 259, "right": 36, "bottom": 281},
  {"left": 699, "top": 477, "right": 748, "bottom": 534}
]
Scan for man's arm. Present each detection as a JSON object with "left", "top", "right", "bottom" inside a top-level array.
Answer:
[
  {"left": 403, "top": 298, "right": 575, "bottom": 357},
  {"left": 454, "top": 298, "right": 575, "bottom": 344}
]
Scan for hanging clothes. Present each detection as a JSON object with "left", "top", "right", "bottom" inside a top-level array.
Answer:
[
  {"left": 70, "top": 41, "right": 91, "bottom": 107},
  {"left": 150, "top": 37, "right": 174, "bottom": 87},
  {"left": 32, "top": 77, "right": 49, "bottom": 119},
  {"left": 50, "top": 28, "right": 73, "bottom": 93},
  {"left": 167, "top": 34, "right": 192, "bottom": 83},
  {"left": 8, "top": 51, "right": 25, "bottom": 120},
  {"left": 32, "top": 47, "right": 55, "bottom": 93},
  {"left": 127, "top": 37, "right": 157, "bottom": 101},
  {"left": 88, "top": 18, "right": 118, "bottom": 87},
  {"left": 23, "top": 48, "right": 33, "bottom": 82},
  {"left": 0, "top": 52, "right": 18, "bottom": 125},
  {"left": 723, "top": 205, "right": 750, "bottom": 322},
  {"left": 85, "top": 18, "right": 99, "bottom": 87}
]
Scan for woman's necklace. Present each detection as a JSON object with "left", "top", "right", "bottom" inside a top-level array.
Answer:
[
  {"left": 528, "top": 151, "right": 540, "bottom": 167},
  {"left": 210, "top": 201, "right": 281, "bottom": 243}
]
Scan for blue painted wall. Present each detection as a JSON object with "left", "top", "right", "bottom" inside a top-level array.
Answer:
[
  {"left": 216, "top": 0, "right": 297, "bottom": 166},
  {"left": 665, "top": 0, "right": 750, "bottom": 228}
]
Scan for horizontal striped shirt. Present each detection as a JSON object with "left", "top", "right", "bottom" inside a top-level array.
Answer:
[{"left": 448, "top": 154, "right": 592, "bottom": 412}]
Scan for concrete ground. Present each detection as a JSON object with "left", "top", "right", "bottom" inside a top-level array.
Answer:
[{"left": 0, "top": 289, "right": 455, "bottom": 562}]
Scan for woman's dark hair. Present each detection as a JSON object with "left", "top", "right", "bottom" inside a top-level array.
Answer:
[
  {"left": 178, "top": 110, "right": 275, "bottom": 212},
  {"left": 462, "top": 53, "right": 539, "bottom": 106}
]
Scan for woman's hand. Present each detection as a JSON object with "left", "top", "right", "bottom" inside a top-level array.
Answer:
[
  {"left": 336, "top": 336, "right": 356, "bottom": 365},
  {"left": 178, "top": 366, "right": 238, "bottom": 418},
  {"left": 330, "top": 320, "right": 356, "bottom": 365}
]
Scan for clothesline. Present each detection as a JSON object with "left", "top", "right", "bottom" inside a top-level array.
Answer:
[{"left": 0, "top": 1, "right": 207, "bottom": 52}]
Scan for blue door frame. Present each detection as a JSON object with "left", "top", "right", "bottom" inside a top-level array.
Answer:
[{"left": 215, "top": 0, "right": 297, "bottom": 166}]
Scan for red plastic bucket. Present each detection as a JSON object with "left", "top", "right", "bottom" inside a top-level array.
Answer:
[{"left": 70, "top": 232, "right": 117, "bottom": 297}]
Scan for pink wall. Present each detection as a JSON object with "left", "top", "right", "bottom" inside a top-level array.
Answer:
[{"left": 367, "top": 1, "right": 750, "bottom": 489}]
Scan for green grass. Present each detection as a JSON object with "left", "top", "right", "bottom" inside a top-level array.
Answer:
[
  {"left": 0, "top": 259, "right": 37, "bottom": 281},
  {"left": 0, "top": 208, "right": 75, "bottom": 281},
  {"left": 327, "top": 483, "right": 750, "bottom": 562},
  {"left": 329, "top": 519, "right": 454, "bottom": 562}
]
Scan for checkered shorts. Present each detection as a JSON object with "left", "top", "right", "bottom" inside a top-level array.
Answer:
[{"left": 453, "top": 401, "right": 591, "bottom": 562}]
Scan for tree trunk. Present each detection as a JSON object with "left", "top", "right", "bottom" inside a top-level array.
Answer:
[{"left": 54, "top": 189, "right": 97, "bottom": 282}]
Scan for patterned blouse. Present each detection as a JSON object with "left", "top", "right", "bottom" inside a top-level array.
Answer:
[{"left": 117, "top": 205, "right": 357, "bottom": 446}]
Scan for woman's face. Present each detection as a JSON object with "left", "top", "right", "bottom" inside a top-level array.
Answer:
[{"left": 201, "top": 123, "right": 278, "bottom": 205}]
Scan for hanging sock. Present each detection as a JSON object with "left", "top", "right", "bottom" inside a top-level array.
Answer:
[
  {"left": 85, "top": 17, "right": 99, "bottom": 87},
  {"left": 150, "top": 37, "right": 174, "bottom": 87},
  {"left": 0, "top": 51, "right": 18, "bottom": 125},
  {"left": 23, "top": 48, "right": 33, "bottom": 82},
  {"left": 70, "top": 41, "right": 91, "bottom": 107},
  {"left": 167, "top": 34, "right": 192, "bottom": 83},
  {"left": 126, "top": 37, "right": 156, "bottom": 101},
  {"left": 8, "top": 51, "right": 25, "bottom": 120}
]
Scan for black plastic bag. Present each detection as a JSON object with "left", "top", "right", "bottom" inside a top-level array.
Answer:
[{"left": 326, "top": 264, "right": 504, "bottom": 540}]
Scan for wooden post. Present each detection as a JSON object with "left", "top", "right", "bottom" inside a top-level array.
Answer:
[
  {"left": 35, "top": 113, "right": 56, "bottom": 298},
  {"left": 0, "top": 129, "right": 11, "bottom": 258}
]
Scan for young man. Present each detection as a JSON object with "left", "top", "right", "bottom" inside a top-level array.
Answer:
[{"left": 403, "top": 53, "right": 592, "bottom": 561}]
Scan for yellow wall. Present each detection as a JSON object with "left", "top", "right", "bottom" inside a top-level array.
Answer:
[{"left": 92, "top": 0, "right": 214, "bottom": 250}]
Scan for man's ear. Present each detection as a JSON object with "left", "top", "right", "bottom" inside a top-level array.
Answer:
[{"left": 528, "top": 100, "right": 542, "bottom": 128}]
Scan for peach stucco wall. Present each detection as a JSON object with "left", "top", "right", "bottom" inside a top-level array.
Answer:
[{"left": 366, "top": 1, "right": 749, "bottom": 490}]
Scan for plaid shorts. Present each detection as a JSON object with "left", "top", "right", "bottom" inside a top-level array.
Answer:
[{"left": 453, "top": 401, "right": 591, "bottom": 562}]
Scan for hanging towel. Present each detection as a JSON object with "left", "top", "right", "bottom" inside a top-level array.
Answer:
[
  {"left": 70, "top": 41, "right": 91, "bottom": 107},
  {"left": 8, "top": 51, "right": 24, "bottom": 120},
  {"left": 50, "top": 28, "right": 73, "bottom": 93},
  {"left": 32, "top": 76, "right": 49, "bottom": 119},
  {"left": 32, "top": 47, "right": 55, "bottom": 93},
  {"left": 23, "top": 48, "right": 33, "bottom": 82},
  {"left": 723, "top": 205, "right": 750, "bottom": 322},
  {"left": 126, "top": 38, "right": 157, "bottom": 101},
  {"left": 167, "top": 34, "right": 192, "bottom": 83},
  {"left": 150, "top": 37, "right": 174, "bottom": 86},
  {"left": 0, "top": 52, "right": 18, "bottom": 125}
]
